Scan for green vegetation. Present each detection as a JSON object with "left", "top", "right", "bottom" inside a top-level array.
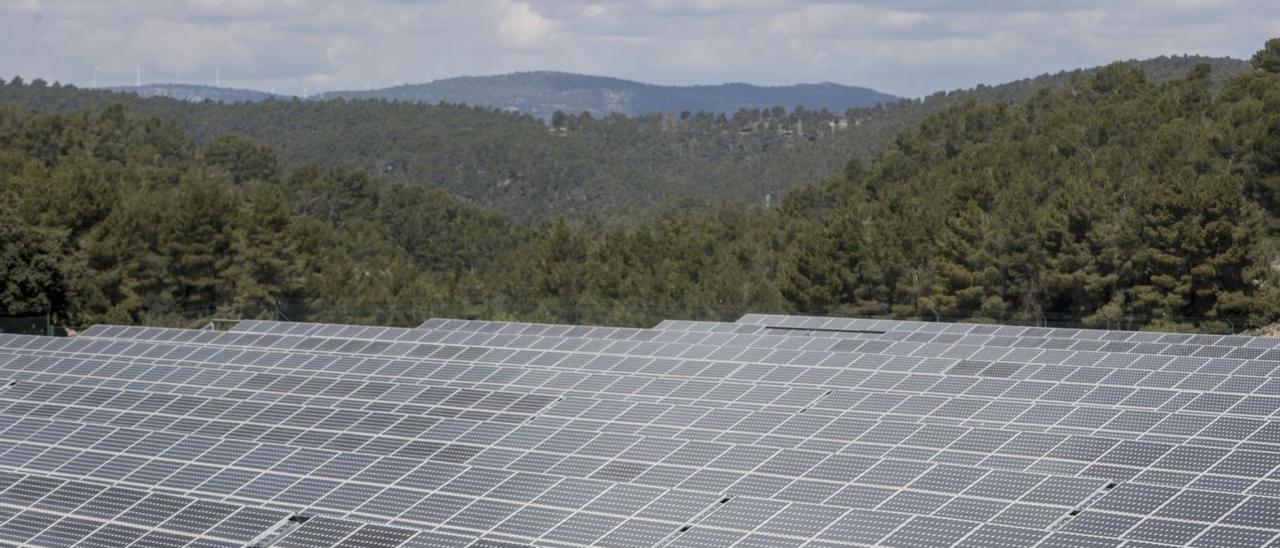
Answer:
[
  {"left": 109, "top": 84, "right": 283, "bottom": 103},
  {"left": 0, "top": 102, "right": 790, "bottom": 327},
  {"left": 0, "top": 56, "right": 1247, "bottom": 223},
  {"left": 321, "top": 71, "right": 897, "bottom": 120},
  {"left": 778, "top": 54, "right": 1280, "bottom": 332},
  {"left": 0, "top": 48, "right": 1275, "bottom": 333}
]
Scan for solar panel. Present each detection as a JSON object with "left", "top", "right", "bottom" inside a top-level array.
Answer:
[{"left": 0, "top": 313, "right": 1277, "bottom": 546}]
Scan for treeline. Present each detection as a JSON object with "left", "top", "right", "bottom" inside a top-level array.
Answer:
[
  {"left": 0, "top": 56, "right": 1245, "bottom": 224},
  {"left": 779, "top": 50, "right": 1280, "bottom": 333},
  {"left": 1, "top": 45, "right": 1277, "bottom": 333},
  {"left": 0, "top": 103, "right": 791, "bottom": 327},
  {"left": 322, "top": 71, "right": 897, "bottom": 120},
  {"left": 0, "top": 77, "right": 866, "bottom": 223}
]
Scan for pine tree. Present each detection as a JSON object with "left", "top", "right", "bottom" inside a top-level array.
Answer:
[
  {"left": 1251, "top": 38, "right": 1280, "bottom": 74},
  {"left": 1126, "top": 167, "right": 1264, "bottom": 330},
  {"left": 779, "top": 209, "right": 867, "bottom": 314},
  {"left": 1036, "top": 177, "right": 1127, "bottom": 326},
  {"left": 203, "top": 135, "right": 280, "bottom": 185},
  {"left": 921, "top": 178, "right": 1007, "bottom": 322},
  {"left": 226, "top": 184, "right": 304, "bottom": 317},
  {"left": 0, "top": 210, "right": 87, "bottom": 322}
]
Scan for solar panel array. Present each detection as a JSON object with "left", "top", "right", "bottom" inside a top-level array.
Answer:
[{"left": 0, "top": 312, "right": 1276, "bottom": 547}]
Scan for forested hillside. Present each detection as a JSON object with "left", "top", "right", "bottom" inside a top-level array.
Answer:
[
  {"left": 778, "top": 53, "right": 1280, "bottom": 332},
  {"left": 111, "top": 84, "right": 283, "bottom": 103},
  {"left": 321, "top": 71, "right": 897, "bottom": 120},
  {"left": 0, "top": 56, "right": 1247, "bottom": 223},
  {"left": 0, "top": 102, "right": 788, "bottom": 328},
  {"left": 1, "top": 46, "right": 1276, "bottom": 333}
]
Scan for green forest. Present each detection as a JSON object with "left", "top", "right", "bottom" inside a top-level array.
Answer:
[
  {"left": 0, "top": 56, "right": 1247, "bottom": 223},
  {"left": 2, "top": 42, "right": 1279, "bottom": 333}
]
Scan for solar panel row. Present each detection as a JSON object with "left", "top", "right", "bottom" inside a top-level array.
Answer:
[{"left": 0, "top": 314, "right": 1274, "bottom": 547}]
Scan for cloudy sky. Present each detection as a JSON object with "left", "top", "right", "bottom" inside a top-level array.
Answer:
[{"left": 3, "top": 0, "right": 1279, "bottom": 97}]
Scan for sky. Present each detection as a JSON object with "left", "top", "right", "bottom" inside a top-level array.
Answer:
[{"left": 2, "top": 0, "right": 1279, "bottom": 98}]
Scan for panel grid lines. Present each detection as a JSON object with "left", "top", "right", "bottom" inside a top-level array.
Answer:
[{"left": 2, "top": 315, "right": 1279, "bottom": 547}]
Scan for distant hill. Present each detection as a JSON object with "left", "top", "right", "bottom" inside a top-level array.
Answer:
[
  {"left": 109, "top": 83, "right": 286, "bottom": 103},
  {"left": 0, "top": 55, "right": 1251, "bottom": 223},
  {"left": 318, "top": 71, "right": 899, "bottom": 119},
  {"left": 4, "top": 45, "right": 1277, "bottom": 336}
]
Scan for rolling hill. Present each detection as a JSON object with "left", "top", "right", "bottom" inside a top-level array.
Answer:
[
  {"left": 3, "top": 45, "right": 1277, "bottom": 333},
  {"left": 0, "top": 55, "right": 1251, "bottom": 222},
  {"left": 318, "top": 71, "right": 899, "bottom": 119},
  {"left": 109, "top": 83, "right": 285, "bottom": 103}
]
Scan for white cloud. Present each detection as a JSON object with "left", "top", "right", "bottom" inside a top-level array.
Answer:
[
  {"left": 183, "top": 0, "right": 312, "bottom": 20},
  {"left": 128, "top": 19, "right": 258, "bottom": 71},
  {"left": 2, "top": 0, "right": 1279, "bottom": 96},
  {"left": 499, "top": 0, "right": 555, "bottom": 49},
  {"left": 642, "top": 0, "right": 788, "bottom": 15}
]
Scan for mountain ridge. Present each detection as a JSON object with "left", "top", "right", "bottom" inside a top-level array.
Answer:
[
  {"left": 108, "top": 83, "right": 285, "bottom": 103},
  {"left": 318, "top": 71, "right": 898, "bottom": 119},
  {"left": 4, "top": 55, "right": 1252, "bottom": 222}
]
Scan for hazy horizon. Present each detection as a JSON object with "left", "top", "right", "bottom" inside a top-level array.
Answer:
[
  {"left": 107, "top": 70, "right": 901, "bottom": 98},
  {"left": 3, "top": 1, "right": 1278, "bottom": 98}
]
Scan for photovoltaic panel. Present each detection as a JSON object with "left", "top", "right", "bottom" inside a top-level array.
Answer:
[{"left": 0, "top": 314, "right": 1277, "bottom": 546}]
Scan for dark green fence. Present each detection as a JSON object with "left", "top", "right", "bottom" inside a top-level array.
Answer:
[
  {"left": 53, "top": 298, "right": 1265, "bottom": 335},
  {"left": 0, "top": 312, "right": 51, "bottom": 336}
]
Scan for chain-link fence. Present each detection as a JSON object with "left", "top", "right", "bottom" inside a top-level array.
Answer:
[
  {"left": 46, "top": 297, "right": 1269, "bottom": 336},
  {"left": 0, "top": 311, "right": 52, "bottom": 336},
  {"left": 127, "top": 297, "right": 769, "bottom": 332}
]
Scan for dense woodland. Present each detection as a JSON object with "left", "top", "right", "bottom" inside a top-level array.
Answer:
[
  {"left": 0, "top": 44, "right": 1278, "bottom": 333},
  {"left": 0, "top": 56, "right": 1247, "bottom": 223},
  {"left": 322, "top": 71, "right": 897, "bottom": 120}
]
